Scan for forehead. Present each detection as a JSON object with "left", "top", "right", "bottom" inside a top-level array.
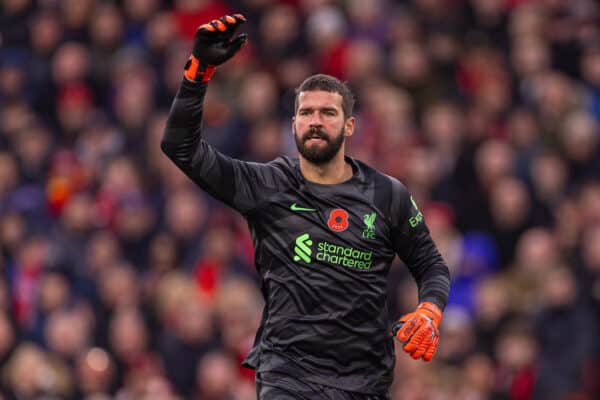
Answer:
[{"left": 297, "top": 90, "right": 343, "bottom": 110}]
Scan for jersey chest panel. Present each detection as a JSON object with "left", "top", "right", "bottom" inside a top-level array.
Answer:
[{"left": 251, "top": 186, "right": 395, "bottom": 277}]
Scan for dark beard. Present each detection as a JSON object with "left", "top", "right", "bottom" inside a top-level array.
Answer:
[{"left": 294, "top": 126, "right": 345, "bottom": 165}]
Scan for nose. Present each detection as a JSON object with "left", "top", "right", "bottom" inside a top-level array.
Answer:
[{"left": 309, "top": 112, "right": 323, "bottom": 127}]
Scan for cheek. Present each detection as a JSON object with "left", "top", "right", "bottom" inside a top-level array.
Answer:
[{"left": 293, "top": 120, "right": 308, "bottom": 134}]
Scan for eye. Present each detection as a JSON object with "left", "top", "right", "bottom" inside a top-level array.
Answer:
[{"left": 299, "top": 109, "right": 311, "bottom": 116}]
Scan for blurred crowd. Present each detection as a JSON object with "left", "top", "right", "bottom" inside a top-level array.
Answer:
[{"left": 2, "top": 0, "right": 600, "bottom": 399}]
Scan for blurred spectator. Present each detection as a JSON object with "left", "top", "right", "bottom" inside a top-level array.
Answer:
[
  {"left": 83, "top": 229, "right": 122, "bottom": 278},
  {"left": 113, "top": 70, "right": 156, "bottom": 141},
  {"left": 306, "top": 5, "right": 348, "bottom": 78},
  {"left": 580, "top": 224, "right": 600, "bottom": 312},
  {"left": 44, "top": 306, "right": 93, "bottom": 362},
  {"left": 447, "top": 232, "right": 499, "bottom": 313},
  {"left": 581, "top": 43, "right": 600, "bottom": 120},
  {"left": 108, "top": 307, "right": 151, "bottom": 380},
  {"left": 164, "top": 187, "right": 208, "bottom": 263},
  {"left": 473, "top": 276, "right": 511, "bottom": 356},
  {"left": 11, "top": 236, "right": 50, "bottom": 331},
  {"left": 98, "top": 263, "right": 140, "bottom": 312},
  {"left": 506, "top": 228, "right": 561, "bottom": 315},
  {"left": 243, "top": 118, "right": 286, "bottom": 162},
  {"left": 436, "top": 306, "right": 476, "bottom": 365},
  {"left": 141, "top": 232, "right": 180, "bottom": 299},
  {"left": 456, "top": 353, "right": 499, "bottom": 399},
  {"left": 529, "top": 150, "right": 568, "bottom": 225},
  {"left": 158, "top": 279, "right": 217, "bottom": 397},
  {"left": 75, "top": 347, "right": 116, "bottom": 398},
  {"left": 31, "top": 270, "right": 72, "bottom": 341},
  {"left": 196, "top": 350, "right": 239, "bottom": 400},
  {"left": 12, "top": 121, "right": 53, "bottom": 184},
  {"left": 0, "top": 152, "right": 20, "bottom": 208},
  {"left": 343, "top": 39, "right": 385, "bottom": 84},
  {"left": 345, "top": 0, "right": 387, "bottom": 42},
  {"left": 0, "top": 311, "right": 16, "bottom": 368},
  {"left": 534, "top": 266, "right": 598, "bottom": 400},
  {"left": 214, "top": 278, "right": 263, "bottom": 380},
  {"left": 2, "top": 342, "right": 73, "bottom": 398},
  {"left": 422, "top": 100, "right": 465, "bottom": 169},
  {"left": 257, "top": 3, "right": 303, "bottom": 62},
  {"left": 0, "top": 50, "right": 29, "bottom": 105},
  {"left": 2, "top": 0, "right": 600, "bottom": 398},
  {"left": 494, "top": 320, "right": 537, "bottom": 400},
  {"left": 489, "top": 176, "right": 533, "bottom": 264},
  {"left": 559, "top": 110, "right": 600, "bottom": 183},
  {"left": 0, "top": 0, "right": 33, "bottom": 47}
]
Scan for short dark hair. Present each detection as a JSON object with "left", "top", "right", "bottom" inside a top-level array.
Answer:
[{"left": 294, "top": 74, "right": 355, "bottom": 119}]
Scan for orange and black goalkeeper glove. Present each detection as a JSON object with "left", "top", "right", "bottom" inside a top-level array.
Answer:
[
  {"left": 184, "top": 13, "right": 248, "bottom": 83},
  {"left": 392, "top": 301, "right": 442, "bottom": 362}
]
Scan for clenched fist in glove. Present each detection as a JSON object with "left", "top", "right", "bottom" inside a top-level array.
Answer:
[
  {"left": 184, "top": 14, "right": 248, "bottom": 82},
  {"left": 392, "top": 302, "right": 442, "bottom": 362}
]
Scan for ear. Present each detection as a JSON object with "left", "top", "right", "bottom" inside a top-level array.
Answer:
[{"left": 344, "top": 116, "right": 355, "bottom": 137}]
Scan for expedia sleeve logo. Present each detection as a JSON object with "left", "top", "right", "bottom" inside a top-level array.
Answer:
[
  {"left": 409, "top": 196, "right": 424, "bottom": 228},
  {"left": 293, "top": 233, "right": 373, "bottom": 271}
]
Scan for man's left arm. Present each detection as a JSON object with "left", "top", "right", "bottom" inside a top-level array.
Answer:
[{"left": 391, "top": 183, "right": 451, "bottom": 361}]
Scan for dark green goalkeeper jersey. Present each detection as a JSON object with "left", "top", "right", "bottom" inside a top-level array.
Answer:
[{"left": 161, "top": 79, "right": 451, "bottom": 396}]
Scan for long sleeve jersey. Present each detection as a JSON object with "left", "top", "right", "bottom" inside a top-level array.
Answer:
[{"left": 161, "top": 79, "right": 451, "bottom": 395}]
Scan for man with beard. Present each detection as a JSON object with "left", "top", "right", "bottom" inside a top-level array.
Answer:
[{"left": 161, "top": 14, "right": 450, "bottom": 400}]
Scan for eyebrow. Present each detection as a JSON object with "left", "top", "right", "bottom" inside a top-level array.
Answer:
[{"left": 298, "top": 106, "right": 339, "bottom": 113}]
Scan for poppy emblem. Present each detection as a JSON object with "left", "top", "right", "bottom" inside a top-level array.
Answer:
[{"left": 328, "top": 209, "right": 349, "bottom": 232}]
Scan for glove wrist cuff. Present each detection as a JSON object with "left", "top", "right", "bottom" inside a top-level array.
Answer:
[
  {"left": 416, "top": 302, "right": 442, "bottom": 326},
  {"left": 184, "top": 55, "right": 217, "bottom": 83}
]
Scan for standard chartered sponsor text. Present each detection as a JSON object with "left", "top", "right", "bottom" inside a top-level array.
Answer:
[{"left": 316, "top": 241, "right": 373, "bottom": 270}]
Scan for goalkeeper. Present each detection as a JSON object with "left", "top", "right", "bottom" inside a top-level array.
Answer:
[{"left": 161, "top": 14, "right": 450, "bottom": 399}]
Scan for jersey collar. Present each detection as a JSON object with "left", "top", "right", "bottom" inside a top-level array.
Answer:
[{"left": 293, "top": 155, "right": 365, "bottom": 187}]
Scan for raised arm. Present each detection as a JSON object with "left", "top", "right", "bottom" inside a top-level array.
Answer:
[{"left": 161, "top": 14, "right": 281, "bottom": 215}]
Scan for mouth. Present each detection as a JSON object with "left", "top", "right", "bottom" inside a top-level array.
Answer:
[
  {"left": 304, "top": 130, "right": 327, "bottom": 144},
  {"left": 305, "top": 137, "right": 325, "bottom": 145}
]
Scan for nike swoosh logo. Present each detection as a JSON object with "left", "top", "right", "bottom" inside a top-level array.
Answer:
[{"left": 290, "top": 203, "right": 317, "bottom": 212}]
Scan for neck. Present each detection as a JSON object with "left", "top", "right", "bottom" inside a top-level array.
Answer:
[{"left": 299, "top": 152, "right": 353, "bottom": 184}]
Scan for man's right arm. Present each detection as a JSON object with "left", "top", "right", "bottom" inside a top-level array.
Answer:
[
  {"left": 162, "top": 78, "right": 285, "bottom": 214},
  {"left": 160, "top": 79, "right": 235, "bottom": 203},
  {"left": 161, "top": 14, "right": 281, "bottom": 215}
]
